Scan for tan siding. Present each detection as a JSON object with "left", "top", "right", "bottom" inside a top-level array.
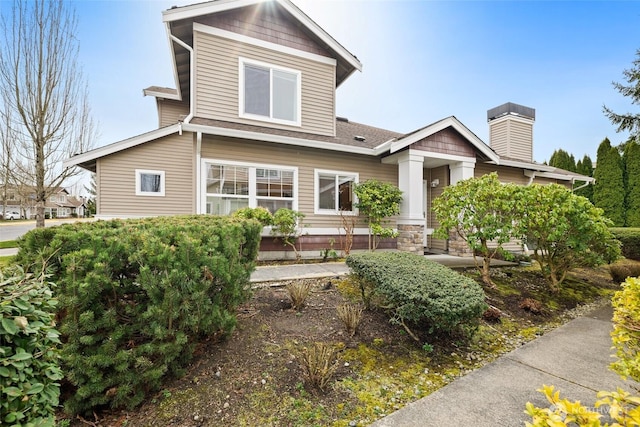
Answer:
[
  {"left": 201, "top": 136, "right": 397, "bottom": 230},
  {"left": 97, "top": 133, "right": 195, "bottom": 217},
  {"left": 194, "top": 31, "right": 336, "bottom": 137},
  {"left": 427, "top": 166, "right": 448, "bottom": 251},
  {"left": 474, "top": 163, "right": 529, "bottom": 185},
  {"left": 489, "top": 116, "right": 533, "bottom": 162},
  {"left": 157, "top": 99, "right": 190, "bottom": 127}
]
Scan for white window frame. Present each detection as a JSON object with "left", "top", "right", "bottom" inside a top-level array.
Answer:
[
  {"left": 201, "top": 159, "right": 298, "bottom": 215},
  {"left": 238, "top": 57, "right": 302, "bottom": 127},
  {"left": 135, "top": 169, "right": 165, "bottom": 197},
  {"left": 314, "top": 169, "right": 358, "bottom": 215}
]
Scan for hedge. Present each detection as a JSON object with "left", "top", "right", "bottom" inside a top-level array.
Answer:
[
  {"left": 611, "top": 228, "right": 640, "bottom": 261},
  {"left": 346, "top": 252, "right": 487, "bottom": 338},
  {"left": 15, "top": 215, "right": 262, "bottom": 415}
]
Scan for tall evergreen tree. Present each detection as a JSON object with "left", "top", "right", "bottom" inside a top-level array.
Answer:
[
  {"left": 594, "top": 138, "right": 625, "bottom": 226},
  {"left": 624, "top": 141, "right": 640, "bottom": 226},
  {"left": 575, "top": 155, "right": 594, "bottom": 203},
  {"left": 548, "top": 149, "right": 577, "bottom": 172},
  {"left": 604, "top": 49, "right": 640, "bottom": 139}
]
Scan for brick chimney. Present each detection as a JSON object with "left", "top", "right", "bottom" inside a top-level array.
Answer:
[{"left": 487, "top": 102, "right": 535, "bottom": 162}]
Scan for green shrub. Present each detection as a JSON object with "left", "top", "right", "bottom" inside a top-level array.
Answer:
[
  {"left": 611, "top": 276, "right": 640, "bottom": 381},
  {"left": 346, "top": 252, "right": 487, "bottom": 340},
  {"left": 232, "top": 206, "right": 273, "bottom": 227},
  {"left": 611, "top": 228, "right": 640, "bottom": 261},
  {"left": 0, "top": 266, "right": 63, "bottom": 426},
  {"left": 15, "top": 215, "right": 262, "bottom": 415},
  {"left": 271, "top": 209, "right": 305, "bottom": 260}
]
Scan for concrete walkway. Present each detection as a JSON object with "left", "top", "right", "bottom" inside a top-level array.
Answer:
[
  {"left": 251, "top": 254, "right": 513, "bottom": 282},
  {"left": 371, "top": 304, "right": 639, "bottom": 426}
]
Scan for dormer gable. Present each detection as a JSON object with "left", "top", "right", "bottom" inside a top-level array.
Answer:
[{"left": 145, "top": 0, "right": 361, "bottom": 138}]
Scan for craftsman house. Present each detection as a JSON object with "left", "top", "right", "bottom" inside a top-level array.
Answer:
[{"left": 64, "top": 0, "right": 591, "bottom": 258}]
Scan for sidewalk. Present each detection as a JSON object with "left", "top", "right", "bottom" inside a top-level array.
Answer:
[{"left": 371, "top": 303, "right": 639, "bottom": 426}]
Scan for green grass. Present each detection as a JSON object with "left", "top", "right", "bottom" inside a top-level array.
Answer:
[
  {"left": 0, "top": 256, "right": 15, "bottom": 268},
  {"left": 0, "top": 240, "right": 18, "bottom": 249}
]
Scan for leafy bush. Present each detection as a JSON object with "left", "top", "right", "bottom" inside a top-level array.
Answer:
[
  {"left": 0, "top": 266, "right": 63, "bottom": 426},
  {"left": 611, "top": 277, "right": 640, "bottom": 381},
  {"left": 611, "top": 228, "right": 640, "bottom": 261},
  {"left": 353, "top": 179, "right": 402, "bottom": 250},
  {"left": 15, "top": 215, "right": 262, "bottom": 415},
  {"left": 520, "top": 184, "right": 621, "bottom": 290},
  {"left": 346, "top": 252, "right": 486, "bottom": 340},
  {"left": 271, "top": 208, "right": 306, "bottom": 261},
  {"left": 232, "top": 206, "right": 273, "bottom": 227}
]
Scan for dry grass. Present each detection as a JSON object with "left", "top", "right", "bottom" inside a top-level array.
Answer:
[
  {"left": 300, "top": 342, "right": 340, "bottom": 391},
  {"left": 337, "top": 303, "right": 364, "bottom": 337},
  {"left": 286, "top": 281, "right": 312, "bottom": 310}
]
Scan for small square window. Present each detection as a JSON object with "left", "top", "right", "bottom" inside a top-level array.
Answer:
[
  {"left": 315, "top": 170, "right": 358, "bottom": 215},
  {"left": 136, "top": 169, "right": 165, "bottom": 196}
]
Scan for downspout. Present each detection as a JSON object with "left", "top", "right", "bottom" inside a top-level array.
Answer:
[
  {"left": 167, "top": 23, "right": 194, "bottom": 125},
  {"left": 527, "top": 171, "right": 537, "bottom": 185},
  {"left": 572, "top": 179, "right": 592, "bottom": 193},
  {"left": 196, "top": 131, "right": 202, "bottom": 214}
]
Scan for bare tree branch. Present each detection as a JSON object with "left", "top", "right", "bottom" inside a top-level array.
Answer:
[{"left": 0, "top": 0, "right": 97, "bottom": 227}]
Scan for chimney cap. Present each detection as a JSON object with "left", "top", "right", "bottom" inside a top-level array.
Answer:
[{"left": 487, "top": 102, "right": 535, "bottom": 121}]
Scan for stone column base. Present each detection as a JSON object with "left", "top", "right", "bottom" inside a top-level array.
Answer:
[
  {"left": 397, "top": 224, "right": 424, "bottom": 253},
  {"left": 448, "top": 231, "right": 473, "bottom": 257}
]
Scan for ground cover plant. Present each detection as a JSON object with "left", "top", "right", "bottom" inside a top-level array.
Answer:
[{"left": 59, "top": 261, "right": 619, "bottom": 427}]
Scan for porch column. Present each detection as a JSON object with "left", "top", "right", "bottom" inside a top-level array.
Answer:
[
  {"left": 449, "top": 160, "right": 475, "bottom": 185},
  {"left": 396, "top": 153, "right": 424, "bottom": 253},
  {"left": 449, "top": 160, "right": 476, "bottom": 256}
]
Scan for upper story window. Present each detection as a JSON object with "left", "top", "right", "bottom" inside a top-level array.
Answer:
[
  {"left": 315, "top": 169, "right": 358, "bottom": 215},
  {"left": 239, "top": 58, "right": 301, "bottom": 127},
  {"left": 136, "top": 169, "right": 165, "bottom": 197}
]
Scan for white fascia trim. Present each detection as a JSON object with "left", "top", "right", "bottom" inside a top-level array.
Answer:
[
  {"left": 163, "top": 0, "right": 263, "bottom": 22},
  {"left": 182, "top": 123, "right": 375, "bottom": 156},
  {"left": 390, "top": 117, "right": 499, "bottom": 162},
  {"left": 162, "top": 0, "right": 361, "bottom": 72},
  {"left": 195, "top": 23, "right": 337, "bottom": 66},
  {"left": 164, "top": 22, "right": 183, "bottom": 101},
  {"left": 381, "top": 149, "right": 476, "bottom": 165},
  {"left": 524, "top": 170, "right": 595, "bottom": 183},
  {"left": 276, "top": 0, "right": 362, "bottom": 72},
  {"left": 63, "top": 125, "right": 181, "bottom": 168},
  {"left": 143, "top": 88, "right": 181, "bottom": 100},
  {"left": 373, "top": 138, "right": 396, "bottom": 156}
]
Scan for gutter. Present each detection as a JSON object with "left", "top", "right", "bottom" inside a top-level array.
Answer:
[{"left": 167, "top": 23, "right": 194, "bottom": 126}]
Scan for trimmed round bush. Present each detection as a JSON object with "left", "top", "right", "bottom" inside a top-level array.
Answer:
[{"left": 346, "top": 251, "right": 487, "bottom": 337}]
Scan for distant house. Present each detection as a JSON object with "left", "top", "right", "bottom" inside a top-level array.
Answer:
[
  {"left": 64, "top": 0, "right": 591, "bottom": 258},
  {"left": 1, "top": 185, "right": 87, "bottom": 219}
]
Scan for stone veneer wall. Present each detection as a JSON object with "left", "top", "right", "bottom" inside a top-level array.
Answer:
[
  {"left": 447, "top": 231, "right": 473, "bottom": 257},
  {"left": 397, "top": 224, "right": 424, "bottom": 253}
]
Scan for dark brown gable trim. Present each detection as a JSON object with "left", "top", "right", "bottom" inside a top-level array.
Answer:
[
  {"left": 411, "top": 127, "right": 476, "bottom": 158},
  {"left": 195, "top": 3, "right": 333, "bottom": 58}
]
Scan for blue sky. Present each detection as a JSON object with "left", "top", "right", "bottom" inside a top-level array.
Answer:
[{"left": 60, "top": 1, "right": 640, "bottom": 164}]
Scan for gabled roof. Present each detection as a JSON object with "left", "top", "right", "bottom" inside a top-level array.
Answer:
[
  {"left": 390, "top": 116, "right": 500, "bottom": 163},
  {"left": 156, "top": 0, "right": 362, "bottom": 101}
]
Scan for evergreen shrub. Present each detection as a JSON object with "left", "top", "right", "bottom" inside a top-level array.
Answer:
[
  {"left": 346, "top": 252, "right": 486, "bottom": 337},
  {"left": 0, "top": 267, "right": 62, "bottom": 426},
  {"left": 611, "top": 228, "right": 640, "bottom": 261},
  {"left": 15, "top": 215, "right": 262, "bottom": 415}
]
